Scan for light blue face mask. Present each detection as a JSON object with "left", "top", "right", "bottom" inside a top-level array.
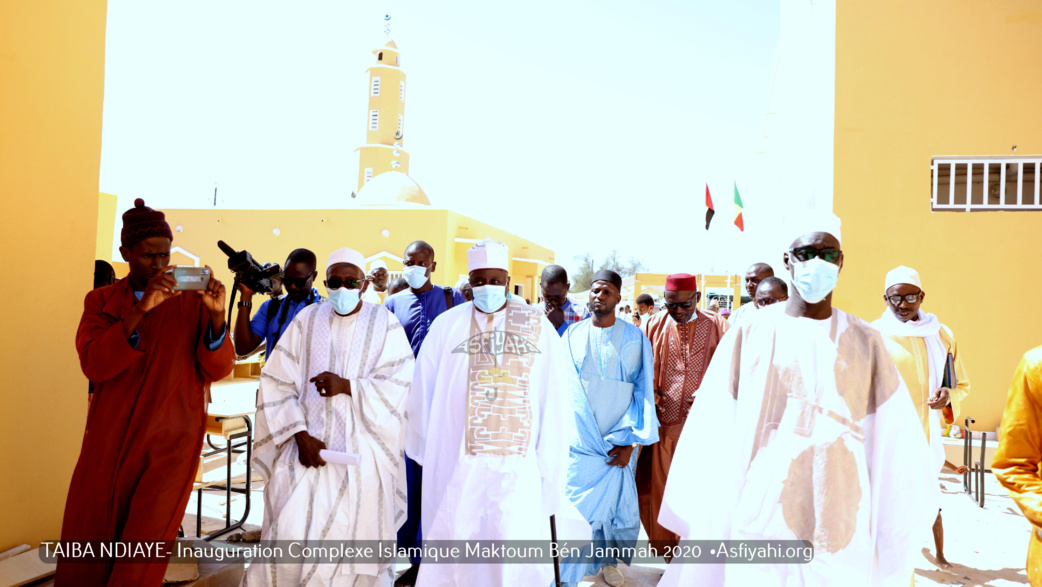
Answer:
[
  {"left": 472, "top": 284, "right": 507, "bottom": 312},
  {"left": 327, "top": 287, "right": 361, "bottom": 314},
  {"left": 402, "top": 265, "right": 429, "bottom": 289},
  {"left": 790, "top": 258, "right": 840, "bottom": 304}
]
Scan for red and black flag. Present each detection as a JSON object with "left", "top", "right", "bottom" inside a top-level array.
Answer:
[{"left": 705, "top": 184, "right": 715, "bottom": 230}]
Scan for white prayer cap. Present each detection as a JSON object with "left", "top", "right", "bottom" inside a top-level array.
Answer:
[
  {"left": 783, "top": 210, "right": 843, "bottom": 247},
  {"left": 326, "top": 247, "right": 365, "bottom": 273},
  {"left": 369, "top": 259, "right": 387, "bottom": 271},
  {"left": 884, "top": 265, "right": 922, "bottom": 291},
  {"left": 468, "top": 237, "right": 509, "bottom": 272},
  {"left": 455, "top": 277, "right": 471, "bottom": 289}
]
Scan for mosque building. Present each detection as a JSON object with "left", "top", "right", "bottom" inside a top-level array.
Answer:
[{"left": 96, "top": 36, "right": 553, "bottom": 303}]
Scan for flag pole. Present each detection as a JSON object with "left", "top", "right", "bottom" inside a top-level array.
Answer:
[{"left": 550, "top": 515, "right": 561, "bottom": 587}]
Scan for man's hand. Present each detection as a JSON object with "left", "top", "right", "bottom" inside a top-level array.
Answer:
[
  {"left": 310, "top": 371, "right": 352, "bottom": 398},
  {"left": 545, "top": 301, "right": 565, "bottom": 329},
  {"left": 607, "top": 445, "right": 636, "bottom": 468},
  {"left": 139, "top": 270, "right": 181, "bottom": 313},
  {"left": 686, "top": 393, "right": 696, "bottom": 406},
  {"left": 237, "top": 280, "right": 256, "bottom": 302},
  {"left": 928, "top": 387, "right": 951, "bottom": 409},
  {"left": 294, "top": 431, "right": 327, "bottom": 468},
  {"left": 199, "top": 266, "right": 227, "bottom": 330},
  {"left": 654, "top": 389, "right": 662, "bottom": 405}
]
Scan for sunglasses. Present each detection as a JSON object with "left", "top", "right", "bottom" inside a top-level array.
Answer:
[
  {"left": 326, "top": 277, "right": 363, "bottom": 290},
  {"left": 281, "top": 274, "right": 313, "bottom": 288},
  {"left": 789, "top": 246, "right": 842, "bottom": 264},
  {"left": 664, "top": 301, "right": 694, "bottom": 310},
  {"left": 886, "top": 292, "right": 922, "bottom": 305}
]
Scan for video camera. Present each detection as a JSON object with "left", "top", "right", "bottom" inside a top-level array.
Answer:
[{"left": 217, "top": 240, "right": 281, "bottom": 294}]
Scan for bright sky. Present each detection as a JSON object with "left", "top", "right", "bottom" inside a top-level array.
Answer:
[{"left": 100, "top": 0, "right": 781, "bottom": 278}]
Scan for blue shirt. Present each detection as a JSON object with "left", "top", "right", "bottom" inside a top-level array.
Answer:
[
  {"left": 384, "top": 285, "right": 466, "bottom": 357},
  {"left": 250, "top": 288, "right": 324, "bottom": 352}
]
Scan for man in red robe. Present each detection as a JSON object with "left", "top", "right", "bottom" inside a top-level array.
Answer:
[
  {"left": 636, "top": 273, "right": 729, "bottom": 558},
  {"left": 56, "top": 199, "right": 235, "bottom": 586}
]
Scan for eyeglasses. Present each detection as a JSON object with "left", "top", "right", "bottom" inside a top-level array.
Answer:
[
  {"left": 886, "top": 292, "right": 922, "bottom": 305},
  {"left": 281, "top": 274, "right": 313, "bottom": 288},
  {"left": 663, "top": 301, "right": 694, "bottom": 310},
  {"left": 789, "top": 247, "right": 842, "bottom": 264},
  {"left": 326, "top": 277, "right": 362, "bottom": 290}
]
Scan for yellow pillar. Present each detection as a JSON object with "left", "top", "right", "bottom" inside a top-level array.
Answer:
[{"left": 0, "top": 0, "right": 107, "bottom": 551}]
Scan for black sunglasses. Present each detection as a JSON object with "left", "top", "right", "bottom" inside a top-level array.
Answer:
[
  {"left": 789, "top": 246, "right": 842, "bottom": 264},
  {"left": 281, "top": 274, "right": 314, "bottom": 288},
  {"left": 886, "top": 292, "right": 922, "bottom": 305},
  {"left": 664, "top": 301, "right": 694, "bottom": 310},
  {"left": 326, "top": 277, "right": 362, "bottom": 290}
]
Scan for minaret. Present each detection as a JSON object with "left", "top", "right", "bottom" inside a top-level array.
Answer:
[{"left": 355, "top": 25, "right": 408, "bottom": 192}]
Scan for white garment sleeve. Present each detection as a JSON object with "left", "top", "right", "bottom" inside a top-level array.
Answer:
[
  {"left": 253, "top": 316, "right": 309, "bottom": 475},
  {"left": 865, "top": 340, "right": 940, "bottom": 584},
  {"left": 535, "top": 319, "right": 579, "bottom": 518},
  {"left": 404, "top": 322, "right": 438, "bottom": 466}
]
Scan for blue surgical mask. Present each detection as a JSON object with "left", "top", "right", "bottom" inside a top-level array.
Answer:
[
  {"left": 472, "top": 284, "right": 507, "bottom": 312},
  {"left": 327, "top": 287, "right": 361, "bottom": 314},
  {"left": 791, "top": 258, "right": 839, "bottom": 304},
  {"left": 402, "top": 265, "right": 429, "bottom": 289}
]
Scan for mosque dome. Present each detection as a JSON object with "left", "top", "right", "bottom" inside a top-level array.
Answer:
[{"left": 356, "top": 171, "right": 430, "bottom": 206}]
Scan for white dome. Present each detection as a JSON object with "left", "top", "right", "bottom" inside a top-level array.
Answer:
[{"left": 356, "top": 171, "right": 430, "bottom": 206}]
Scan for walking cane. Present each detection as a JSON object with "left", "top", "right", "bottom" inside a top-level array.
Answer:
[{"left": 550, "top": 515, "right": 561, "bottom": 587}]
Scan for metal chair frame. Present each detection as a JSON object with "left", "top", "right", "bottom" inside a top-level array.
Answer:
[{"left": 196, "top": 415, "right": 253, "bottom": 541}]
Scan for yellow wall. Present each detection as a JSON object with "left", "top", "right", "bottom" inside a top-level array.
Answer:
[
  {"left": 834, "top": 0, "right": 1042, "bottom": 431},
  {"left": 96, "top": 192, "right": 118, "bottom": 261},
  {"left": 0, "top": 0, "right": 107, "bottom": 551},
  {"left": 157, "top": 207, "right": 552, "bottom": 299}
]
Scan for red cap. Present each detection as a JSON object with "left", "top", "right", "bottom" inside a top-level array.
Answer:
[
  {"left": 121, "top": 198, "right": 173, "bottom": 248},
  {"left": 665, "top": 273, "right": 699, "bottom": 291}
]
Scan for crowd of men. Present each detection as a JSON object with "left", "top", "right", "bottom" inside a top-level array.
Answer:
[{"left": 58, "top": 199, "right": 1041, "bottom": 587}]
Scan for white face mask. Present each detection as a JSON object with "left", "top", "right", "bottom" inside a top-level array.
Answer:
[
  {"left": 790, "top": 258, "right": 840, "bottom": 304},
  {"left": 472, "top": 284, "right": 508, "bottom": 312},
  {"left": 402, "top": 265, "right": 429, "bottom": 289},
  {"left": 327, "top": 287, "right": 361, "bottom": 314}
]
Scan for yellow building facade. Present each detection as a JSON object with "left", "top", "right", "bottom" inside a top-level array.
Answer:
[
  {"left": 833, "top": 0, "right": 1042, "bottom": 432},
  {"left": 104, "top": 204, "right": 554, "bottom": 308}
]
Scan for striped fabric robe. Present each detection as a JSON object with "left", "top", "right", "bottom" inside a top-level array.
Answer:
[{"left": 244, "top": 302, "right": 414, "bottom": 586}]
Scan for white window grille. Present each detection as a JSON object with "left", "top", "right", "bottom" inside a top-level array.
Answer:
[
  {"left": 932, "top": 156, "right": 1042, "bottom": 211},
  {"left": 397, "top": 114, "right": 403, "bottom": 136},
  {"left": 369, "top": 110, "right": 379, "bottom": 131},
  {"left": 371, "top": 76, "right": 380, "bottom": 96},
  {"left": 364, "top": 168, "right": 373, "bottom": 183},
  {"left": 400, "top": 80, "right": 405, "bottom": 101}
]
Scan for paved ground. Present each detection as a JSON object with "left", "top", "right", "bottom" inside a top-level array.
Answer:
[{"left": 185, "top": 458, "right": 1033, "bottom": 586}]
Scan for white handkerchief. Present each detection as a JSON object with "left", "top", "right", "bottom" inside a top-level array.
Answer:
[{"left": 319, "top": 449, "right": 362, "bottom": 466}]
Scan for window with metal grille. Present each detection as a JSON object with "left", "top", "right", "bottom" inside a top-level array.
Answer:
[
  {"left": 398, "top": 114, "right": 403, "bottom": 136},
  {"left": 371, "top": 77, "right": 380, "bottom": 96},
  {"left": 400, "top": 80, "right": 405, "bottom": 101},
  {"left": 369, "top": 110, "right": 379, "bottom": 131},
  {"left": 364, "top": 168, "right": 373, "bottom": 183},
  {"left": 932, "top": 156, "right": 1042, "bottom": 211}
]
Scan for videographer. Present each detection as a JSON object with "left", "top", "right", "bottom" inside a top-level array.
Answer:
[{"left": 233, "top": 248, "right": 324, "bottom": 356}]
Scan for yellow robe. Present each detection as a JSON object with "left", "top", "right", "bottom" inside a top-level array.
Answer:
[
  {"left": 993, "top": 346, "right": 1042, "bottom": 586},
  {"left": 879, "top": 325, "right": 970, "bottom": 439}
]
